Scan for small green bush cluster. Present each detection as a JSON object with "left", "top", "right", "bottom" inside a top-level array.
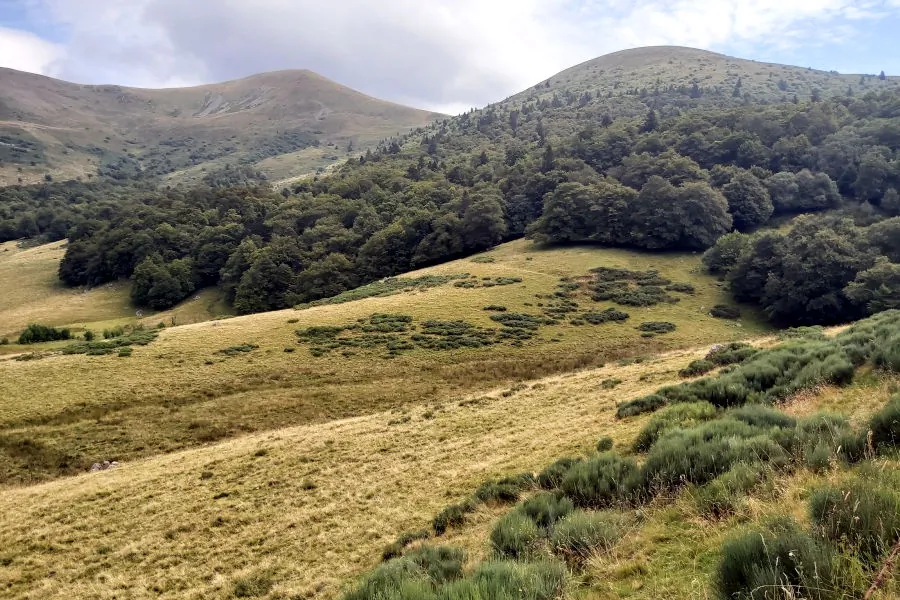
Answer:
[
  {"left": 595, "top": 436, "right": 614, "bottom": 452},
  {"left": 454, "top": 276, "right": 523, "bottom": 289},
  {"left": 433, "top": 474, "right": 535, "bottom": 535},
  {"left": 483, "top": 305, "right": 507, "bottom": 312},
  {"left": 680, "top": 343, "right": 758, "bottom": 378},
  {"left": 694, "top": 462, "right": 763, "bottom": 519},
  {"left": 382, "top": 530, "right": 432, "bottom": 561},
  {"left": 709, "top": 305, "right": 741, "bottom": 319},
  {"left": 470, "top": 256, "right": 496, "bottom": 263},
  {"left": 561, "top": 453, "right": 642, "bottom": 508},
  {"left": 103, "top": 325, "right": 126, "bottom": 339},
  {"left": 637, "top": 321, "right": 676, "bottom": 336},
  {"left": 633, "top": 402, "right": 718, "bottom": 452},
  {"left": 550, "top": 510, "right": 623, "bottom": 562},
  {"left": 716, "top": 471, "right": 900, "bottom": 599},
  {"left": 61, "top": 330, "right": 159, "bottom": 356},
  {"left": 588, "top": 267, "right": 692, "bottom": 307},
  {"left": 17, "top": 323, "right": 72, "bottom": 344},
  {"left": 582, "top": 308, "right": 630, "bottom": 324},
  {"left": 343, "top": 551, "right": 566, "bottom": 600},
  {"left": 616, "top": 394, "right": 666, "bottom": 418},
  {"left": 716, "top": 518, "right": 839, "bottom": 600},
  {"left": 215, "top": 343, "right": 259, "bottom": 356}
]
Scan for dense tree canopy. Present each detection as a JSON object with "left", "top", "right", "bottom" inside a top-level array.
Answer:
[{"left": 3, "top": 84, "right": 900, "bottom": 318}]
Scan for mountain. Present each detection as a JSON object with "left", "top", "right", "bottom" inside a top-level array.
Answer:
[{"left": 0, "top": 68, "right": 443, "bottom": 186}]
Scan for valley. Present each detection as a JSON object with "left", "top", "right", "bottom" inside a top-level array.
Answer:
[{"left": 1, "top": 42, "right": 900, "bottom": 600}]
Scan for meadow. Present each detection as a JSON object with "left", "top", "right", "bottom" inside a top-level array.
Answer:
[{"left": 0, "top": 239, "right": 767, "bottom": 485}]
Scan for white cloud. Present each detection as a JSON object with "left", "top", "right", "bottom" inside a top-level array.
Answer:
[
  {"left": 8, "top": 0, "right": 900, "bottom": 109},
  {"left": 0, "top": 26, "right": 62, "bottom": 75}
]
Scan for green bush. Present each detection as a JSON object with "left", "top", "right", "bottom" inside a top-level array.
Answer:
[
  {"left": 537, "top": 457, "right": 581, "bottom": 490},
  {"left": 633, "top": 402, "right": 718, "bottom": 452},
  {"left": 17, "top": 323, "right": 72, "bottom": 344},
  {"left": 616, "top": 394, "right": 666, "bottom": 418},
  {"left": 232, "top": 571, "right": 274, "bottom": 598},
  {"left": 83, "top": 330, "right": 95, "bottom": 341},
  {"left": 727, "top": 404, "right": 796, "bottom": 429},
  {"left": 440, "top": 560, "right": 567, "bottom": 600},
  {"left": 474, "top": 475, "right": 533, "bottom": 504},
  {"left": 0, "top": 337, "right": 8, "bottom": 345},
  {"left": 433, "top": 502, "right": 474, "bottom": 535},
  {"left": 342, "top": 556, "right": 431, "bottom": 600},
  {"left": 550, "top": 510, "right": 622, "bottom": 563},
  {"left": 695, "top": 463, "right": 763, "bottom": 519},
  {"left": 679, "top": 359, "right": 715, "bottom": 378},
  {"left": 582, "top": 309, "right": 630, "bottom": 324},
  {"left": 596, "top": 436, "right": 614, "bottom": 452},
  {"left": 710, "top": 305, "right": 741, "bottom": 319},
  {"left": 637, "top": 321, "right": 676, "bottom": 335},
  {"left": 405, "top": 546, "right": 466, "bottom": 584},
  {"left": 490, "top": 511, "right": 541, "bottom": 559},
  {"left": 869, "top": 395, "right": 900, "bottom": 451},
  {"left": 517, "top": 492, "right": 574, "bottom": 528},
  {"left": 715, "top": 520, "right": 839, "bottom": 600},
  {"left": 561, "top": 453, "right": 641, "bottom": 508},
  {"left": 809, "top": 481, "right": 900, "bottom": 564},
  {"left": 642, "top": 419, "right": 790, "bottom": 492},
  {"left": 382, "top": 530, "right": 432, "bottom": 561},
  {"left": 483, "top": 305, "right": 507, "bottom": 312}
]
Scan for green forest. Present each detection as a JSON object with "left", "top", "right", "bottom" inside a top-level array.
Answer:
[{"left": 2, "top": 85, "right": 900, "bottom": 324}]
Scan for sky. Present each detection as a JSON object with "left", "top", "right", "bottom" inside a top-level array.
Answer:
[{"left": 2, "top": 0, "right": 900, "bottom": 114}]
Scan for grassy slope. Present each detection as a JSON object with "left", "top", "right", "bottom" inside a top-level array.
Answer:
[
  {"left": 1, "top": 341, "right": 896, "bottom": 600},
  {"left": 0, "top": 67, "right": 441, "bottom": 186},
  {"left": 0, "top": 240, "right": 232, "bottom": 343},
  {"left": 0, "top": 239, "right": 767, "bottom": 485}
]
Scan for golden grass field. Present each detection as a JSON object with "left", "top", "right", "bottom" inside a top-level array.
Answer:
[
  {"left": 0, "top": 239, "right": 769, "bottom": 485},
  {"left": 0, "top": 340, "right": 896, "bottom": 600}
]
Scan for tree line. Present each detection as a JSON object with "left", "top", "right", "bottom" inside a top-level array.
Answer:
[{"left": 2, "top": 86, "right": 899, "bottom": 320}]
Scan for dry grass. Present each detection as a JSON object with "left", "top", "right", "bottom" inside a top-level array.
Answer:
[
  {"left": 0, "top": 346, "right": 701, "bottom": 600},
  {"left": 0, "top": 342, "right": 896, "bottom": 599},
  {"left": 0, "top": 239, "right": 768, "bottom": 484}
]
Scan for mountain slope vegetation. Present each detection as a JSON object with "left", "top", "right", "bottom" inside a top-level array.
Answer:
[{"left": 0, "top": 67, "right": 441, "bottom": 186}]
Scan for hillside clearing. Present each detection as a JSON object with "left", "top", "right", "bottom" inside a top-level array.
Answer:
[{"left": 0, "top": 239, "right": 768, "bottom": 485}]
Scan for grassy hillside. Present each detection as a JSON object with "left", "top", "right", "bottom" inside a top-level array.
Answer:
[
  {"left": 0, "top": 239, "right": 767, "bottom": 485},
  {"left": 1, "top": 326, "right": 896, "bottom": 600},
  {"left": 0, "top": 67, "right": 442, "bottom": 187},
  {"left": 0, "top": 240, "right": 231, "bottom": 342}
]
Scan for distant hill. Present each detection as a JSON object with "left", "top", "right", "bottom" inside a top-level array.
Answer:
[{"left": 0, "top": 68, "right": 443, "bottom": 186}]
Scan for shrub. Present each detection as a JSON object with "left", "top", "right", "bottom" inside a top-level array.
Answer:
[
  {"left": 483, "top": 305, "right": 507, "bottom": 312},
  {"left": 537, "top": 457, "right": 581, "bottom": 490},
  {"left": 805, "top": 442, "right": 833, "bottom": 473},
  {"left": 596, "top": 436, "right": 614, "bottom": 452},
  {"left": 642, "top": 419, "right": 790, "bottom": 491},
  {"left": 582, "top": 309, "right": 630, "bottom": 324},
  {"left": 680, "top": 359, "right": 715, "bottom": 378},
  {"left": 728, "top": 404, "right": 796, "bottom": 429},
  {"left": 600, "top": 378, "right": 622, "bottom": 389},
  {"left": 17, "top": 323, "right": 72, "bottom": 344},
  {"left": 710, "top": 305, "right": 741, "bottom": 320},
  {"left": 561, "top": 453, "right": 641, "bottom": 508},
  {"left": 0, "top": 338, "right": 8, "bottom": 345},
  {"left": 490, "top": 511, "right": 541, "bottom": 559},
  {"left": 695, "top": 462, "right": 763, "bottom": 519},
  {"left": 103, "top": 325, "right": 125, "bottom": 339},
  {"left": 517, "top": 492, "right": 574, "bottom": 528},
  {"left": 405, "top": 546, "right": 466, "bottom": 584},
  {"left": 616, "top": 394, "right": 667, "bottom": 418},
  {"left": 382, "top": 530, "right": 432, "bottom": 561},
  {"left": 83, "top": 330, "right": 95, "bottom": 341},
  {"left": 433, "top": 502, "right": 474, "bottom": 535},
  {"left": 474, "top": 477, "right": 530, "bottom": 505},
  {"left": 869, "top": 395, "right": 900, "bottom": 450},
  {"left": 715, "top": 520, "right": 839, "bottom": 600},
  {"left": 342, "top": 557, "right": 430, "bottom": 600},
  {"left": 445, "top": 560, "right": 567, "bottom": 600},
  {"left": 633, "top": 402, "right": 718, "bottom": 452},
  {"left": 810, "top": 481, "right": 900, "bottom": 565},
  {"left": 637, "top": 322, "right": 676, "bottom": 335},
  {"left": 666, "top": 282, "right": 696, "bottom": 294},
  {"left": 550, "top": 510, "right": 623, "bottom": 562}
]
